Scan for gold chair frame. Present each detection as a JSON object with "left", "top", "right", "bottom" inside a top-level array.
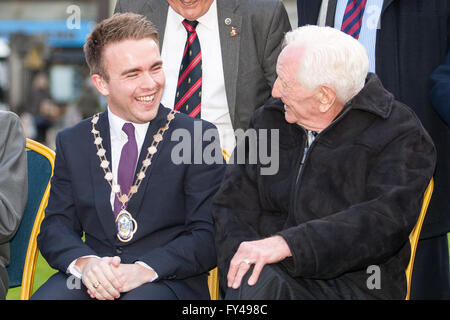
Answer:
[
  {"left": 19, "top": 139, "right": 55, "bottom": 300},
  {"left": 405, "top": 178, "right": 434, "bottom": 300}
]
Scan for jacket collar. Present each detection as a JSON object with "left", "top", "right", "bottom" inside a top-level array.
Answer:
[{"left": 345, "top": 73, "right": 394, "bottom": 119}]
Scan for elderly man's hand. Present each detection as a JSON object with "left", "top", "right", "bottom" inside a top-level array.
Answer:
[{"left": 227, "top": 235, "right": 292, "bottom": 289}]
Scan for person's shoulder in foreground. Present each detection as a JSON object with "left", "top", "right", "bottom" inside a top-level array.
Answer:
[{"left": 0, "top": 110, "right": 27, "bottom": 300}]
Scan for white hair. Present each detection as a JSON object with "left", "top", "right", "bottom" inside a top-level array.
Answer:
[{"left": 283, "top": 25, "right": 369, "bottom": 104}]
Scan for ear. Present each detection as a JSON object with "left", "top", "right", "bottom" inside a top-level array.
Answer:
[
  {"left": 317, "top": 86, "right": 337, "bottom": 113},
  {"left": 91, "top": 74, "right": 109, "bottom": 96}
]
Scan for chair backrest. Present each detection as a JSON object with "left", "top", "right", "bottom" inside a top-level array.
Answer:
[
  {"left": 5, "top": 139, "right": 54, "bottom": 299},
  {"left": 405, "top": 178, "right": 434, "bottom": 300}
]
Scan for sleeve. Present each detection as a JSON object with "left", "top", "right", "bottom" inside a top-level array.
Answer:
[
  {"left": 134, "top": 261, "right": 158, "bottom": 281},
  {"left": 136, "top": 122, "right": 226, "bottom": 280},
  {"left": 0, "top": 112, "right": 27, "bottom": 246},
  {"left": 429, "top": 46, "right": 450, "bottom": 126},
  {"left": 37, "top": 132, "right": 98, "bottom": 272},
  {"left": 278, "top": 127, "right": 437, "bottom": 278},
  {"left": 261, "top": 1, "right": 292, "bottom": 87}
]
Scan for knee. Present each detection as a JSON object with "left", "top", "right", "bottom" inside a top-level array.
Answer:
[
  {"left": 225, "top": 264, "right": 289, "bottom": 300},
  {"left": 31, "top": 272, "right": 90, "bottom": 300}
]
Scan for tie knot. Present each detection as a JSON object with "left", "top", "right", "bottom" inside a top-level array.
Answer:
[
  {"left": 122, "top": 123, "right": 135, "bottom": 138},
  {"left": 182, "top": 19, "right": 199, "bottom": 33}
]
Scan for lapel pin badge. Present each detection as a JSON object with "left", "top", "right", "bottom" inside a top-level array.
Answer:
[
  {"left": 225, "top": 18, "right": 232, "bottom": 25},
  {"left": 230, "top": 26, "right": 239, "bottom": 37}
]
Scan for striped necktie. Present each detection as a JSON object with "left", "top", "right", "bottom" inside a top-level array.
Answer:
[
  {"left": 174, "top": 19, "right": 202, "bottom": 118},
  {"left": 341, "top": 0, "right": 367, "bottom": 39}
]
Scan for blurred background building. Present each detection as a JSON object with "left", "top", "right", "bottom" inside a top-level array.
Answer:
[{"left": 0, "top": 0, "right": 296, "bottom": 148}]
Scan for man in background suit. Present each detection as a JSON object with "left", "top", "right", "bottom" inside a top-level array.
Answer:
[
  {"left": 430, "top": 51, "right": 450, "bottom": 127},
  {"left": 0, "top": 111, "right": 27, "bottom": 299},
  {"left": 115, "top": 0, "right": 291, "bottom": 154},
  {"left": 297, "top": 0, "right": 450, "bottom": 299},
  {"left": 32, "top": 13, "right": 225, "bottom": 300}
]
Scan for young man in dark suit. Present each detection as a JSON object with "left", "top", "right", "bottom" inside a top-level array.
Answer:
[{"left": 32, "top": 13, "right": 225, "bottom": 300}]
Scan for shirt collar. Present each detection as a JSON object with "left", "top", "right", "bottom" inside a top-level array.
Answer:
[
  {"left": 107, "top": 107, "right": 149, "bottom": 143},
  {"left": 197, "top": 0, "right": 217, "bottom": 31}
]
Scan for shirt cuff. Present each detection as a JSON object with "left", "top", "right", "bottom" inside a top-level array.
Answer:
[
  {"left": 135, "top": 261, "right": 159, "bottom": 282},
  {"left": 66, "top": 255, "right": 100, "bottom": 279}
]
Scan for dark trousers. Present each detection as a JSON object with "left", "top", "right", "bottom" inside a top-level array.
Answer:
[
  {"left": 30, "top": 272, "right": 178, "bottom": 300},
  {"left": 224, "top": 264, "right": 369, "bottom": 300},
  {"left": 411, "top": 234, "right": 450, "bottom": 300}
]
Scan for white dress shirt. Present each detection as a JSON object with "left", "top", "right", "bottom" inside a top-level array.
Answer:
[
  {"left": 67, "top": 108, "right": 156, "bottom": 280},
  {"left": 160, "top": 0, "right": 236, "bottom": 154}
]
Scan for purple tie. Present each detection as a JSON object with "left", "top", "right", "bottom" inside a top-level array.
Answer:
[{"left": 113, "top": 123, "right": 138, "bottom": 217}]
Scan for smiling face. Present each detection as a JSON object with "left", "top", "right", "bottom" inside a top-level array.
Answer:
[
  {"left": 92, "top": 38, "right": 165, "bottom": 123},
  {"left": 167, "top": 0, "right": 214, "bottom": 21}
]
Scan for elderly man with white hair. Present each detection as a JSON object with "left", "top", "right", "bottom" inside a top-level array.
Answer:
[{"left": 212, "top": 25, "right": 437, "bottom": 299}]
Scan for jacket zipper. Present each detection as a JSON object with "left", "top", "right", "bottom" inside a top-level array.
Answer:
[
  {"left": 287, "top": 126, "right": 307, "bottom": 217},
  {"left": 288, "top": 106, "right": 353, "bottom": 218}
]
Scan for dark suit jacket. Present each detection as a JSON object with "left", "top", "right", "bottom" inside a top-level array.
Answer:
[
  {"left": 37, "top": 105, "right": 226, "bottom": 299},
  {"left": 115, "top": 0, "right": 291, "bottom": 131},
  {"left": 297, "top": 0, "right": 450, "bottom": 238}
]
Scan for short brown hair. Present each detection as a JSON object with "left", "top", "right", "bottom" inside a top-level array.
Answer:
[{"left": 83, "top": 13, "right": 159, "bottom": 81}]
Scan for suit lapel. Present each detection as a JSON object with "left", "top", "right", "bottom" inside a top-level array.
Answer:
[
  {"left": 142, "top": 0, "right": 169, "bottom": 50},
  {"left": 217, "top": 0, "right": 241, "bottom": 126},
  {"left": 382, "top": 0, "right": 395, "bottom": 15},
  {"left": 90, "top": 111, "right": 117, "bottom": 243},
  {"left": 125, "top": 105, "right": 170, "bottom": 221}
]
